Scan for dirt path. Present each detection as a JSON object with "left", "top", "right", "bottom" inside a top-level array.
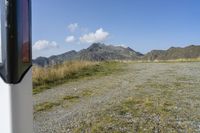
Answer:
[{"left": 33, "top": 62, "right": 200, "bottom": 133}]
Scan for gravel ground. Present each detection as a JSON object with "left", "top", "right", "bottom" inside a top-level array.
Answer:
[{"left": 33, "top": 62, "right": 200, "bottom": 133}]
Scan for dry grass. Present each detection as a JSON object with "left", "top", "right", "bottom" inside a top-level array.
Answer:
[
  {"left": 33, "top": 61, "right": 124, "bottom": 94},
  {"left": 33, "top": 61, "right": 98, "bottom": 94},
  {"left": 33, "top": 61, "right": 97, "bottom": 83},
  {"left": 34, "top": 102, "right": 60, "bottom": 112}
]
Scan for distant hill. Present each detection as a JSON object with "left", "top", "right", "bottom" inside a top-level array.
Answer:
[
  {"left": 33, "top": 50, "right": 77, "bottom": 67},
  {"left": 33, "top": 43, "right": 143, "bottom": 67},
  {"left": 144, "top": 45, "right": 200, "bottom": 61},
  {"left": 33, "top": 44, "right": 200, "bottom": 67}
]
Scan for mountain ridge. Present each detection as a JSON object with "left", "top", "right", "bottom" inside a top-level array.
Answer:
[
  {"left": 144, "top": 45, "right": 200, "bottom": 61},
  {"left": 33, "top": 43, "right": 200, "bottom": 67}
]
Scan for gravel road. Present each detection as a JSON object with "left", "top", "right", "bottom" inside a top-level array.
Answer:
[{"left": 33, "top": 62, "right": 200, "bottom": 133}]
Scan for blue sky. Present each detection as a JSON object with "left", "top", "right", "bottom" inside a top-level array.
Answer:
[{"left": 32, "top": 0, "right": 200, "bottom": 58}]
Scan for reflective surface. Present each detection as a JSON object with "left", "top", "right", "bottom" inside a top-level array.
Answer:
[{"left": 22, "top": 0, "right": 30, "bottom": 63}]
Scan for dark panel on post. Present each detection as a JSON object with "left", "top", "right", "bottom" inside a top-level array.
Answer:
[{"left": 0, "top": 0, "right": 32, "bottom": 84}]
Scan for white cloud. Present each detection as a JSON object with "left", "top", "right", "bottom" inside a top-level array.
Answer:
[
  {"left": 68, "top": 23, "right": 78, "bottom": 32},
  {"left": 65, "top": 36, "right": 76, "bottom": 43},
  {"left": 79, "top": 28, "right": 109, "bottom": 43},
  {"left": 33, "top": 40, "right": 59, "bottom": 51}
]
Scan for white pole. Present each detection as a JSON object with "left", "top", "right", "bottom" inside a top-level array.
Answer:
[{"left": 0, "top": 69, "right": 33, "bottom": 133}]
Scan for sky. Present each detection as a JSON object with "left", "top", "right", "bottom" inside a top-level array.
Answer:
[{"left": 32, "top": 0, "right": 200, "bottom": 58}]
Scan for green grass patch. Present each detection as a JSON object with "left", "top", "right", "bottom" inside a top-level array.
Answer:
[
  {"left": 34, "top": 95, "right": 81, "bottom": 113},
  {"left": 34, "top": 102, "right": 60, "bottom": 112},
  {"left": 62, "top": 95, "right": 80, "bottom": 101},
  {"left": 34, "top": 89, "right": 98, "bottom": 113},
  {"left": 81, "top": 90, "right": 94, "bottom": 97},
  {"left": 33, "top": 85, "right": 50, "bottom": 95}
]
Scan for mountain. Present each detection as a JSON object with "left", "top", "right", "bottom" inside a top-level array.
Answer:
[
  {"left": 33, "top": 57, "right": 49, "bottom": 67},
  {"left": 33, "top": 44, "right": 200, "bottom": 67},
  {"left": 144, "top": 45, "right": 200, "bottom": 61},
  {"left": 33, "top": 51, "right": 77, "bottom": 67},
  {"left": 48, "top": 50, "right": 77, "bottom": 66},
  {"left": 33, "top": 43, "right": 143, "bottom": 67},
  {"left": 76, "top": 43, "right": 143, "bottom": 61}
]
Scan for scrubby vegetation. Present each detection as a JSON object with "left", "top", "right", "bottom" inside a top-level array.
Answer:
[
  {"left": 34, "top": 102, "right": 60, "bottom": 112},
  {"left": 33, "top": 61, "right": 124, "bottom": 94},
  {"left": 34, "top": 95, "right": 80, "bottom": 113},
  {"left": 74, "top": 80, "right": 200, "bottom": 133}
]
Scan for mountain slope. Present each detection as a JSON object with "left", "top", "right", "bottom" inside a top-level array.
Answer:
[
  {"left": 144, "top": 45, "right": 200, "bottom": 60},
  {"left": 33, "top": 43, "right": 143, "bottom": 67},
  {"left": 33, "top": 44, "right": 200, "bottom": 67},
  {"left": 48, "top": 50, "right": 77, "bottom": 65},
  {"left": 76, "top": 43, "right": 143, "bottom": 61},
  {"left": 33, "top": 51, "right": 77, "bottom": 67}
]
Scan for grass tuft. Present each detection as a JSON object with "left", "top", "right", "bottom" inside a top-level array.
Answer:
[
  {"left": 34, "top": 102, "right": 60, "bottom": 112},
  {"left": 33, "top": 61, "right": 124, "bottom": 94},
  {"left": 62, "top": 95, "right": 80, "bottom": 101}
]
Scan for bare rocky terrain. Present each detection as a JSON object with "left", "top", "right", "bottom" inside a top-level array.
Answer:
[{"left": 33, "top": 62, "right": 200, "bottom": 133}]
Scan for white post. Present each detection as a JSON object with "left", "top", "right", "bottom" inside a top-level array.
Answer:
[{"left": 0, "top": 69, "right": 33, "bottom": 133}]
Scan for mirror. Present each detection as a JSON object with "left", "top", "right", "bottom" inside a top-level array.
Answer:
[{"left": 22, "top": 0, "right": 31, "bottom": 63}]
